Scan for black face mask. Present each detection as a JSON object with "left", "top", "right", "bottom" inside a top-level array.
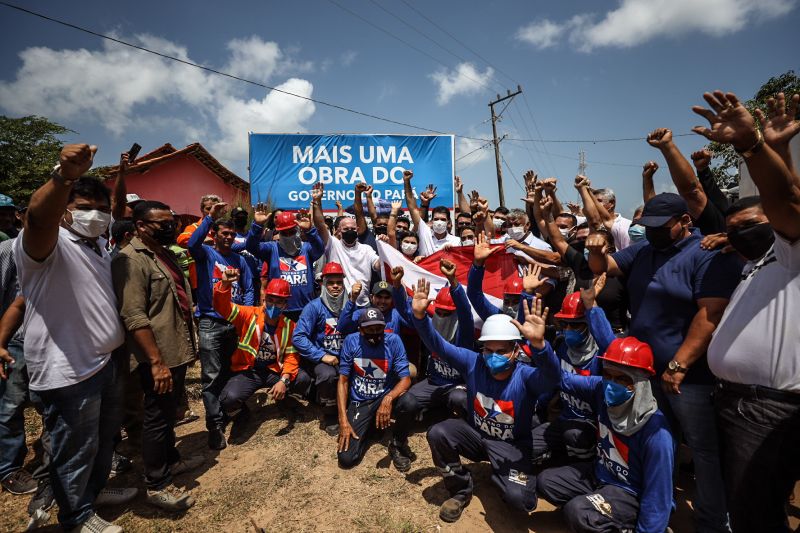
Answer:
[
  {"left": 342, "top": 229, "right": 358, "bottom": 244},
  {"left": 364, "top": 332, "right": 384, "bottom": 346},
  {"left": 727, "top": 222, "right": 774, "bottom": 260},
  {"left": 569, "top": 240, "right": 586, "bottom": 255},
  {"left": 645, "top": 225, "right": 678, "bottom": 251},
  {"left": 374, "top": 224, "right": 388, "bottom": 236},
  {"left": 149, "top": 222, "right": 177, "bottom": 246},
  {"left": 233, "top": 214, "right": 248, "bottom": 228}
]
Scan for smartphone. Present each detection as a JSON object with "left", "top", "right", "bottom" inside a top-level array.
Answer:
[{"left": 127, "top": 143, "right": 142, "bottom": 163}]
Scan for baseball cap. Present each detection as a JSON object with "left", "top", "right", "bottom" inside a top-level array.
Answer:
[
  {"left": 230, "top": 206, "right": 248, "bottom": 217},
  {"left": 126, "top": 193, "right": 145, "bottom": 206},
  {"left": 371, "top": 281, "right": 391, "bottom": 296},
  {"left": 359, "top": 307, "right": 386, "bottom": 327},
  {"left": 0, "top": 194, "right": 16, "bottom": 209},
  {"left": 637, "top": 193, "right": 689, "bottom": 228}
]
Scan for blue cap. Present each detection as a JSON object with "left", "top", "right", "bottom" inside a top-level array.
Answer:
[
  {"left": 0, "top": 194, "right": 15, "bottom": 209},
  {"left": 359, "top": 307, "right": 386, "bottom": 327},
  {"left": 637, "top": 193, "right": 688, "bottom": 227}
]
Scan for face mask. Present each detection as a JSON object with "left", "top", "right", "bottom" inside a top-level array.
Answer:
[
  {"left": 265, "top": 305, "right": 282, "bottom": 320},
  {"left": 564, "top": 328, "right": 588, "bottom": 348},
  {"left": 604, "top": 379, "right": 634, "bottom": 407},
  {"left": 492, "top": 217, "right": 505, "bottom": 231},
  {"left": 569, "top": 240, "right": 586, "bottom": 255},
  {"left": 461, "top": 239, "right": 474, "bottom": 247},
  {"left": 645, "top": 225, "right": 678, "bottom": 251},
  {"left": 68, "top": 209, "right": 111, "bottom": 239},
  {"left": 364, "top": 332, "right": 384, "bottom": 346},
  {"left": 401, "top": 242, "right": 418, "bottom": 256},
  {"left": 507, "top": 226, "right": 526, "bottom": 241},
  {"left": 727, "top": 222, "right": 775, "bottom": 261},
  {"left": 558, "top": 228, "right": 571, "bottom": 238},
  {"left": 583, "top": 248, "right": 590, "bottom": 261},
  {"left": 151, "top": 223, "right": 177, "bottom": 246},
  {"left": 342, "top": 228, "right": 358, "bottom": 245},
  {"left": 483, "top": 351, "right": 513, "bottom": 375},
  {"left": 628, "top": 224, "right": 646, "bottom": 243},
  {"left": 279, "top": 233, "right": 301, "bottom": 255},
  {"left": 374, "top": 224, "right": 388, "bottom": 236},
  {"left": 432, "top": 220, "right": 448, "bottom": 234}
]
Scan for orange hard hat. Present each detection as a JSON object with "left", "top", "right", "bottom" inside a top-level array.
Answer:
[
  {"left": 264, "top": 278, "right": 291, "bottom": 299},
  {"left": 554, "top": 292, "right": 586, "bottom": 320},
  {"left": 434, "top": 287, "right": 457, "bottom": 311},
  {"left": 321, "top": 262, "right": 344, "bottom": 277},
  {"left": 503, "top": 276, "right": 524, "bottom": 295},
  {"left": 597, "top": 337, "right": 656, "bottom": 375},
  {"left": 274, "top": 211, "right": 298, "bottom": 232}
]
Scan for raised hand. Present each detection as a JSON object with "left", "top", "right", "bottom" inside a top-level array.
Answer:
[
  {"left": 311, "top": 182, "right": 324, "bottom": 203},
  {"left": 439, "top": 258, "right": 457, "bottom": 283},
  {"left": 209, "top": 202, "right": 228, "bottom": 221},
  {"left": 297, "top": 209, "right": 312, "bottom": 231},
  {"left": 411, "top": 278, "right": 432, "bottom": 319},
  {"left": 221, "top": 267, "right": 240, "bottom": 285},
  {"left": 469, "top": 190, "right": 481, "bottom": 211},
  {"left": 522, "top": 264, "right": 544, "bottom": 294},
  {"left": 585, "top": 233, "right": 609, "bottom": 256},
  {"left": 390, "top": 200, "right": 402, "bottom": 213},
  {"left": 690, "top": 150, "right": 712, "bottom": 172},
  {"left": 642, "top": 161, "right": 659, "bottom": 178},
  {"left": 355, "top": 182, "right": 368, "bottom": 195},
  {"left": 335, "top": 200, "right": 343, "bottom": 211},
  {"left": 566, "top": 202, "right": 582, "bottom": 215},
  {"left": 473, "top": 231, "right": 498, "bottom": 266},
  {"left": 253, "top": 202, "right": 270, "bottom": 225},
  {"left": 350, "top": 281, "right": 363, "bottom": 302},
  {"left": 59, "top": 143, "right": 98, "bottom": 180},
  {"left": 402, "top": 169, "right": 413, "bottom": 182},
  {"left": 420, "top": 184, "right": 437, "bottom": 204},
  {"left": 754, "top": 92, "right": 800, "bottom": 149},
  {"left": 692, "top": 91, "right": 760, "bottom": 151},
  {"left": 454, "top": 175, "right": 463, "bottom": 193},
  {"left": 523, "top": 170, "right": 538, "bottom": 188},
  {"left": 390, "top": 265, "right": 404, "bottom": 287},
  {"left": 511, "top": 296, "right": 549, "bottom": 350},
  {"left": 476, "top": 196, "right": 489, "bottom": 215},
  {"left": 504, "top": 239, "right": 522, "bottom": 251},
  {"left": 574, "top": 175, "right": 591, "bottom": 189},
  {"left": 580, "top": 272, "right": 606, "bottom": 310},
  {"left": 364, "top": 185, "right": 374, "bottom": 196},
  {"left": 118, "top": 151, "right": 130, "bottom": 174},
  {"left": 541, "top": 177, "right": 558, "bottom": 193},
  {"left": 646, "top": 128, "right": 673, "bottom": 149},
  {"left": 539, "top": 195, "right": 554, "bottom": 215}
]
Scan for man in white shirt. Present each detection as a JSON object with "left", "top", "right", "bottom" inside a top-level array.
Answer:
[
  {"left": 593, "top": 188, "right": 631, "bottom": 250},
  {"left": 492, "top": 208, "right": 560, "bottom": 266},
  {"left": 402, "top": 170, "right": 460, "bottom": 256},
  {"left": 310, "top": 183, "right": 379, "bottom": 307}
]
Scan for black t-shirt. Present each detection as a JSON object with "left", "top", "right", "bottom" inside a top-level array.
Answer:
[
  {"left": 563, "top": 245, "right": 629, "bottom": 331},
  {"left": 693, "top": 199, "right": 727, "bottom": 236}
]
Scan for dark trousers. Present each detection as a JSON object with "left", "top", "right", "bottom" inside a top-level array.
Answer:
[
  {"left": 337, "top": 396, "right": 413, "bottom": 469},
  {"left": 426, "top": 417, "right": 538, "bottom": 513},
  {"left": 301, "top": 359, "right": 338, "bottom": 408},
  {"left": 531, "top": 417, "right": 597, "bottom": 462},
  {"left": 393, "top": 379, "right": 468, "bottom": 441},
  {"left": 219, "top": 365, "right": 313, "bottom": 415},
  {"left": 715, "top": 383, "right": 800, "bottom": 533},
  {"left": 537, "top": 461, "right": 639, "bottom": 532},
  {"left": 198, "top": 317, "right": 237, "bottom": 431},
  {"left": 138, "top": 363, "right": 188, "bottom": 491},
  {"left": 37, "top": 353, "right": 124, "bottom": 529}
]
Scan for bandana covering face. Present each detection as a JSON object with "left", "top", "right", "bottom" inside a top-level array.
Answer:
[
  {"left": 321, "top": 285, "right": 345, "bottom": 316},
  {"left": 604, "top": 361, "right": 658, "bottom": 436},
  {"left": 563, "top": 325, "right": 598, "bottom": 367},
  {"left": 432, "top": 312, "right": 458, "bottom": 343}
]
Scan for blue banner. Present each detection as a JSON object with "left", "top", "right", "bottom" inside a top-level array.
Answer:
[{"left": 249, "top": 134, "right": 454, "bottom": 211}]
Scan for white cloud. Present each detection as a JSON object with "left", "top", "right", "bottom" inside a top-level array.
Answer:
[
  {"left": 515, "top": 0, "right": 796, "bottom": 51},
  {"left": 429, "top": 62, "right": 494, "bottom": 105},
  {"left": 340, "top": 50, "right": 357, "bottom": 67},
  {"left": 456, "top": 136, "right": 492, "bottom": 168},
  {"left": 0, "top": 34, "right": 316, "bottom": 167}
]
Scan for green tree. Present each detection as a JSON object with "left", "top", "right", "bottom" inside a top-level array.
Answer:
[
  {"left": 708, "top": 70, "right": 800, "bottom": 188},
  {"left": 0, "top": 115, "right": 73, "bottom": 204}
]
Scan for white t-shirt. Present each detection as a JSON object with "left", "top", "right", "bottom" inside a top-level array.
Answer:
[
  {"left": 492, "top": 232, "right": 553, "bottom": 263},
  {"left": 417, "top": 222, "right": 461, "bottom": 256},
  {"left": 708, "top": 233, "right": 800, "bottom": 391},
  {"left": 611, "top": 214, "right": 632, "bottom": 250},
  {"left": 13, "top": 227, "right": 125, "bottom": 391},
  {"left": 324, "top": 236, "right": 379, "bottom": 307}
]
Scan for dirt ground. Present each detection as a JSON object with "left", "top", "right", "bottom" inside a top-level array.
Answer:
[{"left": 2, "top": 366, "right": 799, "bottom": 533}]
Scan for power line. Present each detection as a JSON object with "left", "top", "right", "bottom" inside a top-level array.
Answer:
[{"left": 455, "top": 140, "right": 493, "bottom": 162}]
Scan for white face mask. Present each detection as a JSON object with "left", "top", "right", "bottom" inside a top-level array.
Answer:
[
  {"left": 68, "top": 209, "right": 111, "bottom": 239},
  {"left": 492, "top": 217, "right": 505, "bottom": 231},
  {"left": 431, "top": 220, "right": 448, "bottom": 235},
  {"left": 558, "top": 228, "right": 571, "bottom": 238},
  {"left": 461, "top": 239, "right": 475, "bottom": 247},
  {"left": 401, "top": 242, "right": 418, "bottom": 256},
  {"left": 506, "top": 226, "right": 526, "bottom": 241}
]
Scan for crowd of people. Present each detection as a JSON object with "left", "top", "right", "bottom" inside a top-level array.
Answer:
[{"left": 0, "top": 89, "right": 797, "bottom": 533}]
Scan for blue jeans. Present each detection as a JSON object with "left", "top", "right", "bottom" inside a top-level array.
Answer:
[
  {"left": 36, "top": 353, "right": 124, "bottom": 529},
  {"left": 0, "top": 340, "right": 29, "bottom": 480},
  {"left": 654, "top": 381, "right": 730, "bottom": 533},
  {"left": 198, "top": 317, "right": 237, "bottom": 431}
]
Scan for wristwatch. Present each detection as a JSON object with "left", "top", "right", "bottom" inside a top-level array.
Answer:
[
  {"left": 51, "top": 164, "right": 76, "bottom": 187},
  {"left": 280, "top": 376, "right": 291, "bottom": 387},
  {"left": 667, "top": 360, "right": 688, "bottom": 373}
]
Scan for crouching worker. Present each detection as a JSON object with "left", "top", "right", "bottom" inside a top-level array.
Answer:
[
  {"left": 214, "top": 268, "right": 312, "bottom": 423},
  {"left": 411, "top": 279, "right": 560, "bottom": 523},
  {"left": 337, "top": 308, "right": 412, "bottom": 471},
  {"left": 536, "top": 337, "right": 674, "bottom": 533}
]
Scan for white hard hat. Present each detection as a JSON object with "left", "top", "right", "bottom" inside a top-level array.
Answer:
[{"left": 478, "top": 314, "right": 522, "bottom": 342}]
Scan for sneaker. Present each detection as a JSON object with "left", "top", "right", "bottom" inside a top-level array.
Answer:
[
  {"left": 1, "top": 469, "right": 37, "bottom": 495},
  {"left": 27, "top": 479, "right": 56, "bottom": 515},
  {"left": 68, "top": 512, "right": 123, "bottom": 533},
  {"left": 109, "top": 452, "right": 132, "bottom": 478},
  {"left": 388, "top": 442, "right": 412, "bottom": 473},
  {"left": 170, "top": 454, "right": 204, "bottom": 476},
  {"left": 26, "top": 508, "right": 51, "bottom": 530},
  {"left": 208, "top": 428, "right": 227, "bottom": 450},
  {"left": 146, "top": 485, "right": 195, "bottom": 511},
  {"left": 94, "top": 487, "right": 138, "bottom": 507},
  {"left": 439, "top": 498, "right": 466, "bottom": 523}
]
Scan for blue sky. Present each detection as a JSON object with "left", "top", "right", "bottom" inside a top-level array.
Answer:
[{"left": 1, "top": 0, "right": 797, "bottom": 216}]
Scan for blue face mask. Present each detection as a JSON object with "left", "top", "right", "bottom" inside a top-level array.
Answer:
[
  {"left": 583, "top": 248, "right": 590, "bottom": 261},
  {"left": 564, "top": 328, "right": 588, "bottom": 348},
  {"left": 483, "top": 352, "right": 513, "bottom": 375},
  {"left": 628, "top": 224, "right": 646, "bottom": 243},
  {"left": 603, "top": 379, "right": 634, "bottom": 407},
  {"left": 265, "top": 305, "right": 282, "bottom": 320}
]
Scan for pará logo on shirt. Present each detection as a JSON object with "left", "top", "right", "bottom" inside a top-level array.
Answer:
[
  {"left": 473, "top": 392, "right": 515, "bottom": 441},
  {"left": 279, "top": 256, "right": 308, "bottom": 286}
]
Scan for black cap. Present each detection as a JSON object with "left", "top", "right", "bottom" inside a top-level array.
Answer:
[
  {"left": 231, "top": 206, "right": 248, "bottom": 216},
  {"left": 637, "top": 193, "right": 689, "bottom": 227},
  {"left": 371, "top": 281, "right": 391, "bottom": 296},
  {"left": 359, "top": 307, "right": 386, "bottom": 327}
]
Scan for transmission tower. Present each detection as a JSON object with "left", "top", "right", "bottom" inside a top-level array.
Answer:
[{"left": 578, "top": 148, "right": 587, "bottom": 175}]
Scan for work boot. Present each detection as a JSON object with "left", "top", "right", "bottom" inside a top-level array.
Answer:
[
  {"left": 170, "top": 454, "right": 204, "bottom": 476},
  {"left": 146, "top": 485, "right": 195, "bottom": 511},
  {"left": 388, "top": 441, "right": 413, "bottom": 472},
  {"left": 208, "top": 428, "right": 227, "bottom": 450},
  {"left": 68, "top": 512, "right": 123, "bottom": 533},
  {"left": 439, "top": 498, "right": 466, "bottom": 523},
  {"left": 94, "top": 487, "right": 138, "bottom": 507},
  {"left": 1, "top": 469, "right": 37, "bottom": 495}
]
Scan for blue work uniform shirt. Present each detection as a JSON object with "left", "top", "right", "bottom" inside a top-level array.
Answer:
[{"left": 339, "top": 332, "right": 410, "bottom": 402}]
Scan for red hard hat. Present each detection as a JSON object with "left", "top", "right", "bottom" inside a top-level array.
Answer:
[
  {"left": 434, "top": 287, "right": 457, "bottom": 311},
  {"left": 554, "top": 292, "right": 586, "bottom": 320},
  {"left": 265, "top": 278, "right": 291, "bottom": 299},
  {"left": 597, "top": 337, "right": 656, "bottom": 375},
  {"left": 321, "top": 262, "right": 344, "bottom": 277},
  {"left": 274, "top": 211, "right": 297, "bottom": 232},
  {"left": 503, "top": 276, "right": 524, "bottom": 295}
]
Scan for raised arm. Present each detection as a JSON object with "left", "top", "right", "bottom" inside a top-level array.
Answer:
[
  {"left": 310, "top": 182, "right": 331, "bottom": 244},
  {"left": 387, "top": 200, "right": 402, "bottom": 247},
  {"left": 575, "top": 175, "right": 604, "bottom": 230},
  {"left": 642, "top": 161, "right": 658, "bottom": 204},
  {"left": 693, "top": 90, "right": 800, "bottom": 241},
  {"left": 579, "top": 274, "right": 616, "bottom": 354},
  {"left": 754, "top": 92, "right": 799, "bottom": 177},
  {"left": 647, "top": 128, "right": 707, "bottom": 219},
  {"left": 245, "top": 203, "right": 271, "bottom": 259},
  {"left": 586, "top": 233, "right": 622, "bottom": 277},
  {"left": 455, "top": 176, "right": 471, "bottom": 214},
  {"left": 111, "top": 152, "right": 130, "bottom": 221},
  {"left": 419, "top": 183, "right": 437, "bottom": 223},
  {"left": 541, "top": 178, "right": 564, "bottom": 218},
  {"left": 402, "top": 170, "right": 423, "bottom": 227},
  {"left": 353, "top": 182, "right": 370, "bottom": 236},
  {"left": 440, "top": 258, "right": 475, "bottom": 347},
  {"left": 24, "top": 143, "right": 97, "bottom": 261},
  {"left": 365, "top": 187, "right": 379, "bottom": 226},
  {"left": 540, "top": 195, "right": 569, "bottom": 258}
]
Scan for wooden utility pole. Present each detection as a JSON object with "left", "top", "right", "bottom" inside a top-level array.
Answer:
[{"left": 489, "top": 85, "right": 522, "bottom": 207}]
